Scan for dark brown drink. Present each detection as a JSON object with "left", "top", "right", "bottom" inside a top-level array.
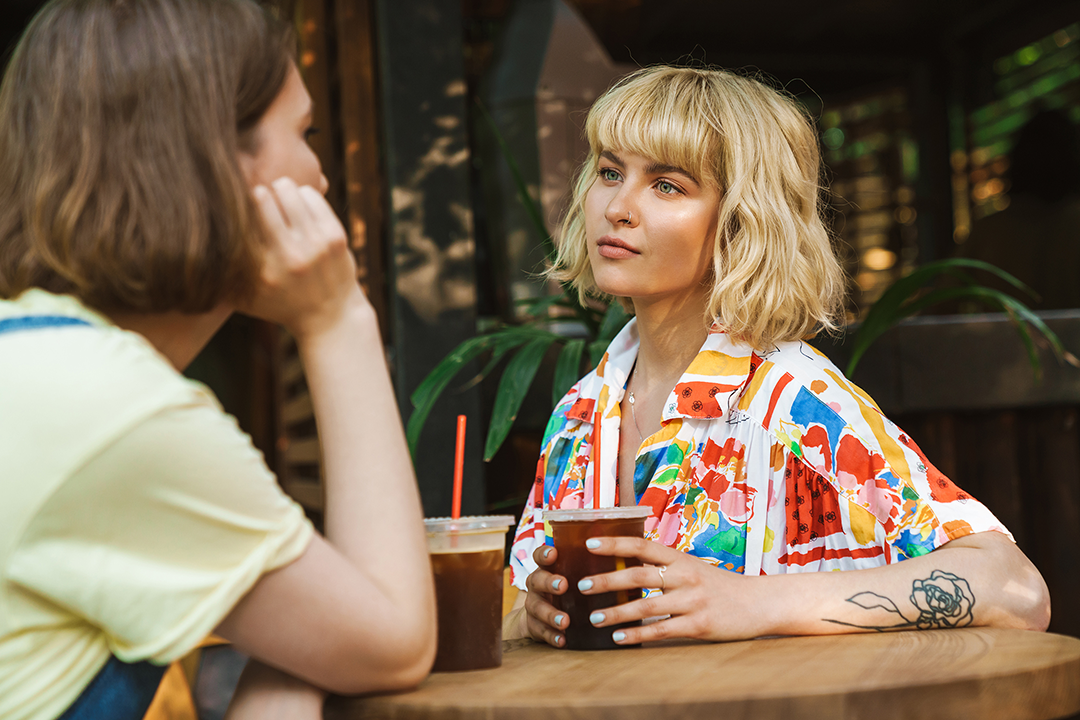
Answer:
[
  {"left": 550, "top": 511, "right": 648, "bottom": 650},
  {"left": 430, "top": 547, "right": 504, "bottom": 672}
]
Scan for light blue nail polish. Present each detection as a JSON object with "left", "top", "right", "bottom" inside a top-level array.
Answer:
[
  {"left": 554, "top": 635, "right": 562, "bottom": 646},
  {"left": 612, "top": 631, "right": 626, "bottom": 642},
  {"left": 578, "top": 578, "right": 594, "bottom": 592},
  {"left": 551, "top": 578, "right": 562, "bottom": 591},
  {"left": 542, "top": 547, "right": 552, "bottom": 559},
  {"left": 586, "top": 539, "right": 601, "bottom": 549},
  {"left": 590, "top": 612, "right": 605, "bottom": 625},
  {"left": 554, "top": 614, "right": 565, "bottom": 627}
]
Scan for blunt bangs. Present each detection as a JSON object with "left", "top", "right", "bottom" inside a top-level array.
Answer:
[{"left": 586, "top": 69, "right": 722, "bottom": 189}]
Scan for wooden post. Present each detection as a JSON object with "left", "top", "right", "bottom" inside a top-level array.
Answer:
[{"left": 335, "top": 0, "right": 389, "bottom": 340}]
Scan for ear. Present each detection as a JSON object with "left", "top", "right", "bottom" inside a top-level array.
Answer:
[{"left": 237, "top": 151, "right": 258, "bottom": 188}]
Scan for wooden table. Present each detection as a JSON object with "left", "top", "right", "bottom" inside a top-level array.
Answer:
[{"left": 327, "top": 629, "right": 1080, "bottom": 720}]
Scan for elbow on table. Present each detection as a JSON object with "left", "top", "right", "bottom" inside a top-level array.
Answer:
[
  {"left": 1015, "top": 573, "right": 1052, "bottom": 633},
  {"left": 990, "top": 538, "right": 1052, "bottom": 633},
  {"left": 322, "top": 616, "right": 437, "bottom": 695}
]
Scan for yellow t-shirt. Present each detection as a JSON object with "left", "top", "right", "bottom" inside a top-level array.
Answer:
[{"left": 0, "top": 290, "right": 314, "bottom": 720}]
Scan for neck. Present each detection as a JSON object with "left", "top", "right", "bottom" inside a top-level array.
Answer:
[
  {"left": 630, "top": 289, "right": 710, "bottom": 393},
  {"left": 106, "top": 305, "right": 234, "bottom": 371}
]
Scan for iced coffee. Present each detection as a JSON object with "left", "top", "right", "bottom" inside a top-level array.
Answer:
[
  {"left": 425, "top": 515, "right": 514, "bottom": 672},
  {"left": 546, "top": 506, "right": 651, "bottom": 650}
]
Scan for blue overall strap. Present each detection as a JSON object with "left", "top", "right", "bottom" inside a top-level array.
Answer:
[
  {"left": 0, "top": 315, "right": 92, "bottom": 334},
  {"left": 57, "top": 656, "right": 167, "bottom": 720}
]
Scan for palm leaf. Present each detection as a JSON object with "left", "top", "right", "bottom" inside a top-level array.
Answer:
[
  {"left": 552, "top": 339, "right": 585, "bottom": 406},
  {"left": 406, "top": 335, "right": 500, "bottom": 457},
  {"left": 855, "top": 259, "right": 1036, "bottom": 361},
  {"left": 485, "top": 336, "right": 555, "bottom": 460},
  {"left": 847, "top": 280, "right": 1068, "bottom": 381}
]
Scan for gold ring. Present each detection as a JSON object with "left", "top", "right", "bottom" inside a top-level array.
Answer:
[{"left": 657, "top": 565, "right": 667, "bottom": 591}]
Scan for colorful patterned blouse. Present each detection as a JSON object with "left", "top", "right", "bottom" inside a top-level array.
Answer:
[{"left": 509, "top": 319, "right": 1010, "bottom": 589}]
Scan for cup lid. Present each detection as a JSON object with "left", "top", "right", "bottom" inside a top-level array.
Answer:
[
  {"left": 424, "top": 515, "right": 516, "bottom": 534},
  {"left": 544, "top": 506, "right": 652, "bottom": 522}
]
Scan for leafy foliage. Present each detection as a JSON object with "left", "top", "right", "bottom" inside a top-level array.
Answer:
[
  {"left": 407, "top": 109, "right": 1073, "bottom": 466},
  {"left": 846, "top": 258, "right": 1075, "bottom": 378},
  {"left": 406, "top": 101, "right": 630, "bottom": 462}
]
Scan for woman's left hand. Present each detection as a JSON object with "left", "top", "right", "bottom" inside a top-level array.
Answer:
[{"left": 579, "top": 537, "right": 774, "bottom": 645}]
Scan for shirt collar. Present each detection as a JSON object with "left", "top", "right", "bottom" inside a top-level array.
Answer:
[{"left": 565, "top": 318, "right": 756, "bottom": 424}]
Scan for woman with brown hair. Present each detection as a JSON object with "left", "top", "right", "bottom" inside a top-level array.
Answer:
[{"left": 0, "top": 1, "right": 435, "bottom": 718}]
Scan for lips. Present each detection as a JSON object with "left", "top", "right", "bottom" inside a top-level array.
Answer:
[{"left": 596, "top": 235, "right": 640, "bottom": 259}]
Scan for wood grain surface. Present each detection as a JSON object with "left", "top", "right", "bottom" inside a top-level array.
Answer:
[{"left": 326, "top": 629, "right": 1080, "bottom": 720}]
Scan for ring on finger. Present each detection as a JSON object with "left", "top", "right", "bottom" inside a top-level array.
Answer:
[{"left": 656, "top": 565, "right": 667, "bottom": 591}]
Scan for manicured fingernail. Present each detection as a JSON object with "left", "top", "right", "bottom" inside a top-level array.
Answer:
[
  {"left": 578, "top": 579, "right": 594, "bottom": 591},
  {"left": 590, "top": 612, "right": 605, "bottom": 625},
  {"left": 554, "top": 614, "right": 565, "bottom": 627},
  {"left": 612, "top": 631, "right": 626, "bottom": 642},
  {"left": 551, "top": 578, "right": 562, "bottom": 591},
  {"left": 554, "top": 635, "right": 563, "bottom": 646},
  {"left": 586, "top": 539, "right": 601, "bottom": 549},
  {"left": 542, "top": 547, "right": 552, "bottom": 559}
]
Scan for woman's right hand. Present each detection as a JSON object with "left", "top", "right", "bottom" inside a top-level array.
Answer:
[
  {"left": 242, "top": 177, "right": 368, "bottom": 340},
  {"left": 524, "top": 544, "right": 570, "bottom": 648}
]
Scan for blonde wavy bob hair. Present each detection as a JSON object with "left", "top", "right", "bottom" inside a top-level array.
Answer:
[{"left": 550, "top": 65, "right": 845, "bottom": 350}]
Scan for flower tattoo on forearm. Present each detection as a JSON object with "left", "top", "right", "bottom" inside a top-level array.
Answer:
[{"left": 822, "top": 570, "right": 975, "bottom": 631}]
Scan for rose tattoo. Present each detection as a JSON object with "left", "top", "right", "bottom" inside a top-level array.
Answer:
[{"left": 822, "top": 570, "right": 976, "bottom": 632}]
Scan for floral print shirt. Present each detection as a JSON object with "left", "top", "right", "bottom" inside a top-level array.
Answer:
[{"left": 509, "top": 319, "right": 1010, "bottom": 590}]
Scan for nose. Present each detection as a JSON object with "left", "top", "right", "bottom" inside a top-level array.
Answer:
[
  {"left": 603, "top": 187, "right": 637, "bottom": 227},
  {"left": 318, "top": 173, "right": 330, "bottom": 196}
]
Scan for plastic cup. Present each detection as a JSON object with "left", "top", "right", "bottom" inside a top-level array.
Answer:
[
  {"left": 546, "top": 506, "right": 651, "bottom": 650},
  {"left": 425, "top": 515, "right": 515, "bottom": 672}
]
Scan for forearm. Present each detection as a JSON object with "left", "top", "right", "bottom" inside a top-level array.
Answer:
[
  {"left": 295, "top": 295, "right": 435, "bottom": 645},
  {"left": 225, "top": 661, "right": 326, "bottom": 720},
  {"left": 755, "top": 532, "right": 1050, "bottom": 637}
]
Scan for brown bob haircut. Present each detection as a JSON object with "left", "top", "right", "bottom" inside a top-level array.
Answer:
[{"left": 0, "top": 0, "right": 294, "bottom": 313}]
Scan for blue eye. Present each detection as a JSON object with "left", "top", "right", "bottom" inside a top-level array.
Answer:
[{"left": 599, "top": 168, "right": 620, "bottom": 182}]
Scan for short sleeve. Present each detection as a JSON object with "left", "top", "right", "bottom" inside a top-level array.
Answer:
[{"left": 6, "top": 399, "right": 314, "bottom": 664}]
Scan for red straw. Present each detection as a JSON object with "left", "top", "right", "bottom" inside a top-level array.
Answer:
[
  {"left": 452, "top": 414, "right": 466, "bottom": 519},
  {"left": 593, "top": 409, "right": 601, "bottom": 509}
]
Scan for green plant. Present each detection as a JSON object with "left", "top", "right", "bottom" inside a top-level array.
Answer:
[
  {"left": 405, "top": 100, "right": 630, "bottom": 462},
  {"left": 846, "top": 258, "right": 1075, "bottom": 378},
  {"left": 407, "top": 104, "right": 1074, "bottom": 465}
]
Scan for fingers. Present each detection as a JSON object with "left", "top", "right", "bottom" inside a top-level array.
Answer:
[
  {"left": 584, "top": 536, "right": 683, "bottom": 565},
  {"left": 523, "top": 578, "right": 568, "bottom": 648},
  {"left": 607, "top": 615, "right": 703, "bottom": 646},
  {"left": 524, "top": 565, "right": 566, "bottom": 596},
  {"left": 532, "top": 544, "right": 558, "bottom": 568},
  {"left": 577, "top": 563, "right": 668, "bottom": 597},
  {"left": 253, "top": 185, "right": 287, "bottom": 235},
  {"left": 269, "top": 177, "right": 319, "bottom": 233}
]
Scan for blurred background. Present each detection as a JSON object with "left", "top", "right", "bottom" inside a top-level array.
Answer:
[{"left": 3, "top": 0, "right": 1079, "bottom": 642}]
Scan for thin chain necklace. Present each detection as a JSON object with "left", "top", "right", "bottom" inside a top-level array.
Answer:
[{"left": 627, "top": 364, "right": 645, "bottom": 441}]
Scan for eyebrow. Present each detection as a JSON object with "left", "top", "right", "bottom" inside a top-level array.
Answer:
[{"left": 600, "top": 150, "right": 700, "bottom": 186}]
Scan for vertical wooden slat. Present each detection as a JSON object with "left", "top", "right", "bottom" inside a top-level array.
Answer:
[
  {"left": 1022, "top": 407, "right": 1080, "bottom": 638},
  {"left": 335, "top": 0, "right": 389, "bottom": 340},
  {"left": 959, "top": 411, "right": 1025, "bottom": 549},
  {"left": 295, "top": 0, "right": 344, "bottom": 214}
]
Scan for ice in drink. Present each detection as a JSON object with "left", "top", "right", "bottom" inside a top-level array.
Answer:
[
  {"left": 546, "top": 506, "right": 651, "bottom": 650},
  {"left": 425, "top": 515, "right": 514, "bottom": 672}
]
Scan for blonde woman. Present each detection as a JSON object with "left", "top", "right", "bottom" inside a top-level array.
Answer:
[
  {"left": 505, "top": 66, "right": 1050, "bottom": 647},
  {"left": 0, "top": 1, "right": 434, "bottom": 718}
]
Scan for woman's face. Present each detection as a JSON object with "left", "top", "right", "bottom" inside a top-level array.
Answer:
[
  {"left": 584, "top": 149, "right": 720, "bottom": 308},
  {"left": 240, "top": 63, "right": 328, "bottom": 194}
]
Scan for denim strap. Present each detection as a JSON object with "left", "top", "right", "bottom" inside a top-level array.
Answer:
[
  {"left": 57, "top": 656, "right": 167, "bottom": 720},
  {"left": 0, "top": 315, "right": 92, "bottom": 334}
]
